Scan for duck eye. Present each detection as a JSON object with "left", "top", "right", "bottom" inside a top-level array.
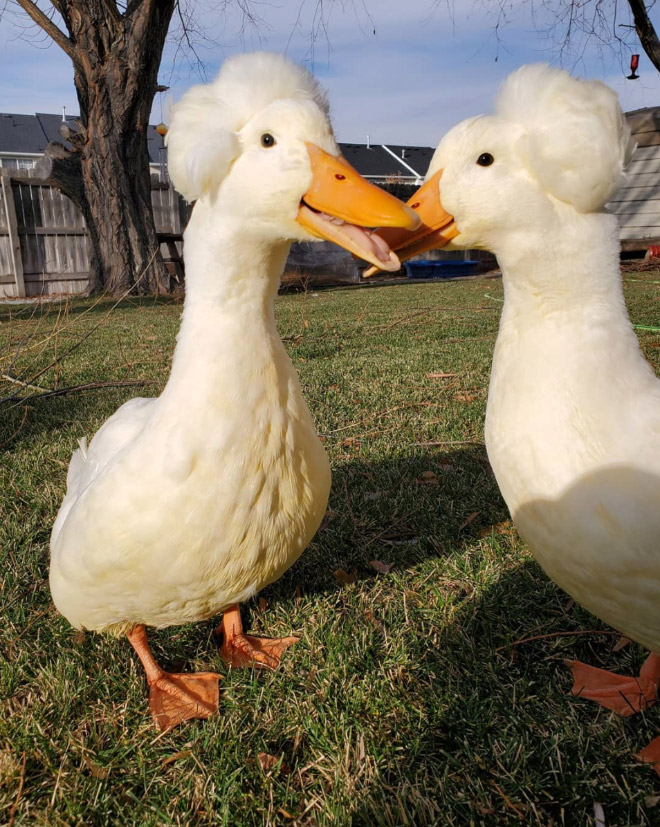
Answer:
[
  {"left": 477, "top": 152, "right": 494, "bottom": 167},
  {"left": 260, "top": 133, "right": 276, "bottom": 148}
]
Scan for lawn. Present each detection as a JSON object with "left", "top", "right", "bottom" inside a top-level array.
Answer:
[{"left": 1, "top": 271, "right": 660, "bottom": 826}]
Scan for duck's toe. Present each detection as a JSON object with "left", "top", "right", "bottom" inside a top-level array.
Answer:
[
  {"left": 567, "top": 655, "right": 660, "bottom": 716},
  {"left": 149, "top": 671, "right": 221, "bottom": 732},
  {"left": 219, "top": 633, "right": 299, "bottom": 670}
]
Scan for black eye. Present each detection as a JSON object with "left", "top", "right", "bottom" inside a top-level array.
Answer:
[
  {"left": 477, "top": 152, "right": 494, "bottom": 167},
  {"left": 261, "top": 133, "right": 276, "bottom": 148}
]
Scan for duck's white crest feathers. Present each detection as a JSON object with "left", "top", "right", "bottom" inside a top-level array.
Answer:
[
  {"left": 166, "top": 52, "right": 329, "bottom": 201},
  {"left": 495, "top": 63, "right": 633, "bottom": 213}
]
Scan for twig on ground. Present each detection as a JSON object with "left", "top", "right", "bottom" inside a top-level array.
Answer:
[
  {"left": 8, "top": 750, "right": 27, "bottom": 827},
  {"left": 2, "top": 379, "right": 156, "bottom": 408},
  {"left": 496, "top": 629, "right": 623, "bottom": 652}
]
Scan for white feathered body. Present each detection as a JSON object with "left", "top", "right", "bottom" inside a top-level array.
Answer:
[
  {"left": 485, "top": 213, "right": 660, "bottom": 653},
  {"left": 50, "top": 213, "right": 331, "bottom": 634},
  {"left": 430, "top": 64, "right": 660, "bottom": 653}
]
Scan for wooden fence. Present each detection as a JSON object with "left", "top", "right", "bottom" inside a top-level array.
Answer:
[{"left": 0, "top": 171, "right": 191, "bottom": 298}]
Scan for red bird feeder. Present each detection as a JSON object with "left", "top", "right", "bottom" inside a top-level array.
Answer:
[{"left": 627, "top": 54, "right": 640, "bottom": 80}]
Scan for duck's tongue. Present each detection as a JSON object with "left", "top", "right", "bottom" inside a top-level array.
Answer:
[{"left": 298, "top": 204, "right": 402, "bottom": 272}]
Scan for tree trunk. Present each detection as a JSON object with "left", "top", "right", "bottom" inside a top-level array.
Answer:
[
  {"left": 627, "top": 0, "right": 660, "bottom": 75},
  {"left": 17, "top": 0, "right": 177, "bottom": 295}
]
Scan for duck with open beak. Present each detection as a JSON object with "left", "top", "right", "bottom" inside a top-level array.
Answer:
[
  {"left": 361, "top": 169, "right": 459, "bottom": 277},
  {"left": 297, "top": 143, "right": 422, "bottom": 271}
]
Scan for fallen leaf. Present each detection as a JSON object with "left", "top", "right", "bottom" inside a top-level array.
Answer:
[
  {"left": 564, "top": 597, "right": 575, "bottom": 612},
  {"left": 478, "top": 519, "right": 512, "bottom": 538},
  {"left": 161, "top": 750, "right": 192, "bottom": 767},
  {"left": 416, "top": 470, "right": 438, "bottom": 485},
  {"left": 613, "top": 635, "right": 632, "bottom": 652},
  {"left": 428, "top": 372, "right": 458, "bottom": 379},
  {"left": 73, "top": 630, "right": 86, "bottom": 646},
  {"left": 303, "top": 320, "right": 309, "bottom": 329},
  {"left": 341, "top": 437, "right": 362, "bottom": 448},
  {"left": 644, "top": 795, "right": 660, "bottom": 808},
  {"left": 278, "top": 808, "right": 295, "bottom": 820},
  {"left": 357, "top": 733, "right": 366, "bottom": 762},
  {"left": 334, "top": 568, "right": 358, "bottom": 585},
  {"left": 453, "top": 392, "right": 476, "bottom": 403},
  {"left": 369, "top": 560, "right": 393, "bottom": 574},
  {"left": 258, "top": 597, "right": 268, "bottom": 612},
  {"left": 593, "top": 802, "right": 606, "bottom": 827},
  {"left": 317, "top": 434, "right": 327, "bottom": 444},
  {"left": 459, "top": 511, "right": 479, "bottom": 531},
  {"left": 258, "top": 752, "right": 291, "bottom": 776},
  {"left": 328, "top": 384, "right": 338, "bottom": 390},
  {"left": 82, "top": 754, "right": 109, "bottom": 780}
]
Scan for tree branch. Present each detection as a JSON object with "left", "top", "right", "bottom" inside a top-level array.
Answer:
[
  {"left": 14, "top": 0, "right": 76, "bottom": 58},
  {"left": 627, "top": 0, "right": 660, "bottom": 73}
]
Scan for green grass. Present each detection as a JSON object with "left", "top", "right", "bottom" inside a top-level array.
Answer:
[{"left": 1, "top": 271, "right": 660, "bottom": 826}]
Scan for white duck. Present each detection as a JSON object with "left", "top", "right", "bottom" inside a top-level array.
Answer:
[
  {"left": 49, "top": 51, "right": 418, "bottom": 732},
  {"left": 373, "top": 64, "right": 660, "bottom": 768}
]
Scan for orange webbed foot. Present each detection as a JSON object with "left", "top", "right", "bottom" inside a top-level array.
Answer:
[
  {"left": 148, "top": 671, "right": 220, "bottom": 732},
  {"left": 567, "top": 653, "right": 660, "bottom": 717},
  {"left": 216, "top": 603, "right": 298, "bottom": 670},
  {"left": 635, "top": 735, "right": 660, "bottom": 778},
  {"left": 219, "top": 633, "right": 299, "bottom": 670}
]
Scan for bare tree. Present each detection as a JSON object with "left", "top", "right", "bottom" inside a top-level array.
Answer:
[
  {"left": 476, "top": 0, "right": 660, "bottom": 75},
  {"left": 6, "top": 1, "right": 178, "bottom": 294}
]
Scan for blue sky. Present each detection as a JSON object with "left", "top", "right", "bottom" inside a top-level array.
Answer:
[{"left": 1, "top": 0, "right": 659, "bottom": 147}]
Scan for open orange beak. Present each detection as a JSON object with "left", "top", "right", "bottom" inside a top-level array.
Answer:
[
  {"left": 362, "top": 169, "right": 458, "bottom": 277},
  {"left": 297, "top": 143, "right": 421, "bottom": 272}
]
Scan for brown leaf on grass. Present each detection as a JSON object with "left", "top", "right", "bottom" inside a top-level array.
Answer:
[
  {"left": 564, "top": 598, "right": 575, "bottom": 612},
  {"left": 82, "top": 754, "right": 109, "bottom": 780},
  {"left": 357, "top": 733, "right": 366, "bottom": 762},
  {"left": 369, "top": 560, "right": 393, "bottom": 574},
  {"left": 258, "top": 752, "right": 291, "bottom": 776},
  {"left": 73, "top": 630, "right": 86, "bottom": 646},
  {"left": 303, "top": 320, "right": 309, "bottom": 329},
  {"left": 459, "top": 511, "right": 479, "bottom": 531},
  {"left": 161, "top": 750, "right": 192, "bottom": 768},
  {"left": 278, "top": 808, "right": 295, "bottom": 820},
  {"left": 478, "top": 519, "right": 513, "bottom": 538},
  {"left": 416, "top": 470, "right": 438, "bottom": 485},
  {"left": 341, "top": 437, "right": 362, "bottom": 449},
  {"left": 453, "top": 392, "right": 476, "bottom": 403},
  {"left": 258, "top": 597, "right": 268, "bottom": 613},
  {"left": 334, "top": 568, "right": 358, "bottom": 585},
  {"left": 612, "top": 635, "right": 632, "bottom": 652},
  {"left": 428, "top": 372, "right": 458, "bottom": 379},
  {"left": 644, "top": 795, "right": 660, "bottom": 808}
]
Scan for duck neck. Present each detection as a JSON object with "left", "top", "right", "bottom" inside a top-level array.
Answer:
[
  {"left": 164, "top": 203, "right": 292, "bottom": 398},
  {"left": 496, "top": 209, "right": 628, "bottom": 326}
]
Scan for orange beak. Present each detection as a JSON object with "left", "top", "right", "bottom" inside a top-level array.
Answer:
[
  {"left": 297, "top": 143, "right": 421, "bottom": 272},
  {"left": 362, "top": 169, "right": 458, "bottom": 277}
]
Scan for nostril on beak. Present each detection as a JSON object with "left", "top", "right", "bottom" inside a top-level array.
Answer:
[
  {"left": 335, "top": 173, "right": 346, "bottom": 181},
  {"left": 411, "top": 202, "right": 420, "bottom": 209}
]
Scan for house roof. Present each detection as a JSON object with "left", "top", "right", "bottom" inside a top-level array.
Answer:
[
  {"left": 0, "top": 112, "right": 166, "bottom": 163},
  {"left": 339, "top": 143, "right": 434, "bottom": 179},
  {"left": 0, "top": 112, "right": 433, "bottom": 178}
]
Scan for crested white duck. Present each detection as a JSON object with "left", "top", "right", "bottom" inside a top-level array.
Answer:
[
  {"left": 373, "top": 64, "right": 660, "bottom": 769},
  {"left": 49, "top": 51, "right": 419, "bottom": 732}
]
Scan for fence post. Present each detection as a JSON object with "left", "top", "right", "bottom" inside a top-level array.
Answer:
[{"left": 0, "top": 170, "right": 25, "bottom": 298}]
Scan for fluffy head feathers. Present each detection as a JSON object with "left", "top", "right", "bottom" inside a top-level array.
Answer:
[
  {"left": 166, "top": 52, "right": 329, "bottom": 201},
  {"left": 495, "top": 64, "right": 633, "bottom": 212}
]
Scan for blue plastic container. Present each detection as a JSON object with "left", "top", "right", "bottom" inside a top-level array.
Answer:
[{"left": 405, "top": 260, "right": 478, "bottom": 280}]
